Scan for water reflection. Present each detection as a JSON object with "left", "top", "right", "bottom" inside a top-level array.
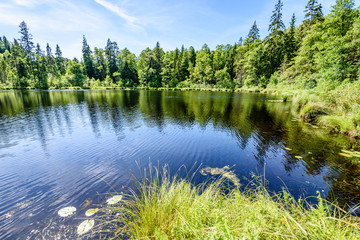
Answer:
[{"left": 0, "top": 90, "right": 359, "bottom": 238}]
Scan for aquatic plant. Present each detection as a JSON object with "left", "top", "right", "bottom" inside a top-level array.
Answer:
[
  {"left": 57, "top": 206, "right": 76, "bottom": 217},
  {"left": 77, "top": 219, "right": 95, "bottom": 235}
]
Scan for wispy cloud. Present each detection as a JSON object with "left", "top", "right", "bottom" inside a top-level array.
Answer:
[
  {"left": 94, "top": 0, "right": 142, "bottom": 31},
  {"left": 12, "top": 0, "right": 41, "bottom": 7}
]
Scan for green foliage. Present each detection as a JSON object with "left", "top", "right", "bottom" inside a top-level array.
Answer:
[{"left": 66, "top": 60, "right": 85, "bottom": 86}]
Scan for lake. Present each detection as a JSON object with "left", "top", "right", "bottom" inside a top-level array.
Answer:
[{"left": 0, "top": 90, "right": 359, "bottom": 239}]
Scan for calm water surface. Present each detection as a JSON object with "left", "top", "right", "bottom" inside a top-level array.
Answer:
[{"left": 0, "top": 90, "right": 359, "bottom": 239}]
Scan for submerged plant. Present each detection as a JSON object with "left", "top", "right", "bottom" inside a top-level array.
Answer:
[{"left": 200, "top": 165, "right": 241, "bottom": 187}]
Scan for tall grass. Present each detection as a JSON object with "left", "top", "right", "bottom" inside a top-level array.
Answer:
[{"left": 102, "top": 166, "right": 360, "bottom": 239}]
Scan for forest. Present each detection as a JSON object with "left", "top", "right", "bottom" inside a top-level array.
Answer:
[{"left": 1, "top": 0, "right": 360, "bottom": 136}]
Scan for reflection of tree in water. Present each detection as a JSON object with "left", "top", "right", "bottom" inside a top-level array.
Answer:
[
  {"left": 139, "top": 91, "right": 164, "bottom": 131},
  {"left": 324, "top": 159, "right": 360, "bottom": 208},
  {"left": 0, "top": 90, "right": 360, "bottom": 207}
]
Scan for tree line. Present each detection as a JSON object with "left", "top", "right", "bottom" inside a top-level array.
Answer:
[{"left": 0, "top": 0, "right": 359, "bottom": 91}]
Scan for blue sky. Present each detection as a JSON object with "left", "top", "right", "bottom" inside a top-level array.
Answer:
[{"left": 1, "top": 0, "right": 359, "bottom": 59}]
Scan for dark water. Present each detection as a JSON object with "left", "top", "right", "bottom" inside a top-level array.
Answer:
[{"left": 0, "top": 90, "right": 359, "bottom": 239}]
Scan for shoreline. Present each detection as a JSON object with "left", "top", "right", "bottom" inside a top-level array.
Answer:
[{"left": 1, "top": 86, "right": 357, "bottom": 139}]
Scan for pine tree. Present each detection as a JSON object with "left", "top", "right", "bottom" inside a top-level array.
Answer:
[
  {"left": 245, "top": 21, "right": 260, "bottom": 45},
  {"left": 18, "top": 21, "right": 34, "bottom": 55}
]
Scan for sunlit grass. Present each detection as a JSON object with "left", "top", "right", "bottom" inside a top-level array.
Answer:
[{"left": 100, "top": 165, "right": 360, "bottom": 239}]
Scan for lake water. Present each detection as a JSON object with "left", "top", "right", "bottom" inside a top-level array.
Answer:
[{"left": 0, "top": 90, "right": 359, "bottom": 239}]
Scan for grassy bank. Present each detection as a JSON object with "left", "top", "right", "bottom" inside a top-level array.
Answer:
[{"left": 101, "top": 167, "right": 360, "bottom": 239}]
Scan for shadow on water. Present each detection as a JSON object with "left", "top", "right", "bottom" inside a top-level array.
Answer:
[{"left": 0, "top": 89, "right": 359, "bottom": 238}]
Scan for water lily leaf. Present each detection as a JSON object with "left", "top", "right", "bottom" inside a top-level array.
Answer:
[
  {"left": 106, "top": 195, "right": 123, "bottom": 205},
  {"left": 58, "top": 206, "right": 76, "bottom": 217},
  {"left": 338, "top": 153, "right": 352, "bottom": 158},
  {"left": 295, "top": 156, "right": 303, "bottom": 159},
  {"left": 77, "top": 219, "right": 94, "bottom": 235},
  {"left": 85, "top": 208, "right": 99, "bottom": 217}
]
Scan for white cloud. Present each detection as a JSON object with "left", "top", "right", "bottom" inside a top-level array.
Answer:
[
  {"left": 94, "top": 0, "right": 142, "bottom": 31},
  {"left": 13, "top": 0, "right": 42, "bottom": 7}
]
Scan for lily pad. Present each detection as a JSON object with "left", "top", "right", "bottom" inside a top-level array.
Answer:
[
  {"left": 58, "top": 206, "right": 76, "bottom": 217},
  {"left": 106, "top": 195, "right": 123, "bottom": 205},
  {"left": 85, "top": 208, "right": 99, "bottom": 217},
  {"left": 77, "top": 219, "right": 95, "bottom": 235}
]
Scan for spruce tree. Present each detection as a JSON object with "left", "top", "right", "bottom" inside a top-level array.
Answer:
[
  {"left": 269, "top": 0, "right": 285, "bottom": 33},
  {"left": 18, "top": 21, "right": 34, "bottom": 55},
  {"left": 55, "top": 44, "right": 62, "bottom": 58},
  {"left": 82, "top": 35, "right": 95, "bottom": 79},
  {"left": 2, "top": 36, "right": 11, "bottom": 52},
  {"left": 35, "top": 43, "right": 43, "bottom": 56},
  {"left": 46, "top": 43, "right": 53, "bottom": 58},
  {"left": 284, "top": 14, "right": 297, "bottom": 61},
  {"left": 304, "top": 0, "right": 324, "bottom": 24},
  {"left": 266, "top": 0, "right": 285, "bottom": 76},
  {"left": 105, "top": 38, "right": 119, "bottom": 81},
  {"left": 55, "top": 44, "right": 65, "bottom": 75},
  {"left": 245, "top": 21, "right": 260, "bottom": 45}
]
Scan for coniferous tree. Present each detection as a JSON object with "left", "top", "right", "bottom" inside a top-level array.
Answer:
[
  {"left": 82, "top": 35, "right": 95, "bottom": 79},
  {"left": 330, "top": 0, "right": 358, "bottom": 36},
  {"left": 245, "top": 21, "right": 260, "bottom": 45},
  {"left": 238, "top": 37, "right": 243, "bottom": 46},
  {"left": 269, "top": 0, "right": 285, "bottom": 33},
  {"left": 18, "top": 21, "right": 34, "bottom": 55},
  {"left": 55, "top": 44, "right": 65, "bottom": 75},
  {"left": 266, "top": 0, "right": 285, "bottom": 77},
  {"left": 152, "top": 41, "right": 163, "bottom": 87},
  {"left": 46, "top": 43, "right": 53, "bottom": 58},
  {"left": 2, "top": 36, "right": 11, "bottom": 52},
  {"left": 304, "top": 0, "right": 324, "bottom": 24},
  {"left": 284, "top": 14, "right": 297, "bottom": 62},
  {"left": 105, "top": 38, "right": 119, "bottom": 81},
  {"left": 35, "top": 43, "right": 43, "bottom": 57}
]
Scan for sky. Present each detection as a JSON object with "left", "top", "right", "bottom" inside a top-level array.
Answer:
[{"left": 1, "top": 0, "right": 359, "bottom": 59}]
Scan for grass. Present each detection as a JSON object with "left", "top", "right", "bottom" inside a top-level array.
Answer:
[{"left": 100, "top": 165, "right": 360, "bottom": 239}]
